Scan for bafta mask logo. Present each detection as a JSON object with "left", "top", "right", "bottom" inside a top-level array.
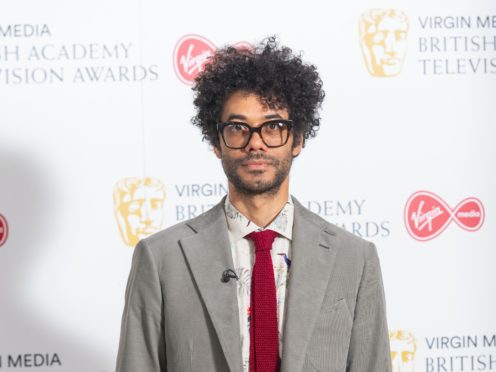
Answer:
[
  {"left": 359, "top": 9, "right": 409, "bottom": 77},
  {"left": 0, "top": 214, "right": 9, "bottom": 247},
  {"left": 390, "top": 330, "right": 416, "bottom": 372},
  {"left": 113, "top": 177, "right": 166, "bottom": 247}
]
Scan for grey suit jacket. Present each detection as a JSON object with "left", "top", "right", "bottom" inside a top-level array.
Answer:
[{"left": 115, "top": 197, "right": 391, "bottom": 372}]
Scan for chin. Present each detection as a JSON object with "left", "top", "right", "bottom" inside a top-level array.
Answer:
[{"left": 244, "top": 175, "right": 273, "bottom": 186}]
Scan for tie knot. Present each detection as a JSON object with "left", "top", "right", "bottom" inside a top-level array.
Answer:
[{"left": 245, "top": 229, "right": 278, "bottom": 252}]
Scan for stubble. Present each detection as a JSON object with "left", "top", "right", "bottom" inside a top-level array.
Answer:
[{"left": 221, "top": 152, "right": 293, "bottom": 196}]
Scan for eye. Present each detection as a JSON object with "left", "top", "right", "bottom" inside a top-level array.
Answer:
[
  {"left": 227, "top": 123, "right": 247, "bottom": 133},
  {"left": 265, "top": 121, "right": 285, "bottom": 132}
]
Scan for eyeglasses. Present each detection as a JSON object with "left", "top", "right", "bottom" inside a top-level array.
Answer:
[{"left": 217, "top": 120, "right": 293, "bottom": 149}]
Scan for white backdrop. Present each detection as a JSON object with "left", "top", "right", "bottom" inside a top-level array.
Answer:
[{"left": 1, "top": 0, "right": 495, "bottom": 371}]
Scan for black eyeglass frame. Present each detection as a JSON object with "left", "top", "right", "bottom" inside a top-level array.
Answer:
[{"left": 216, "top": 119, "right": 293, "bottom": 149}]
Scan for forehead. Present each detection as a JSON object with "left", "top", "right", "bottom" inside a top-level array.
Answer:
[{"left": 221, "top": 91, "right": 289, "bottom": 121}]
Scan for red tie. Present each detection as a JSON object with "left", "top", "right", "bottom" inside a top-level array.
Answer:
[{"left": 245, "top": 230, "right": 280, "bottom": 372}]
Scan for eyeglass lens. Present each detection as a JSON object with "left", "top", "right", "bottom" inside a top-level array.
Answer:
[{"left": 222, "top": 121, "right": 290, "bottom": 148}]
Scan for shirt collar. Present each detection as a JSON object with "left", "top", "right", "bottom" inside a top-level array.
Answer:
[{"left": 224, "top": 196, "right": 294, "bottom": 243}]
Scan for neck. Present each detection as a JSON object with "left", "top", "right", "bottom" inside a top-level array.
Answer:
[{"left": 227, "top": 178, "right": 290, "bottom": 227}]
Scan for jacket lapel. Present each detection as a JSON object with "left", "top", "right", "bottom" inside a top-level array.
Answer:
[
  {"left": 280, "top": 198, "right": 340, "bottom": 372},
  {"left": 179, "top": 199, "right": 243, "bottom": 372}
]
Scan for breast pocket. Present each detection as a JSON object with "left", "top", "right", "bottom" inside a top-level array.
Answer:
[{"left": 304, "top": 299, "right": 353, "bottom": 372}]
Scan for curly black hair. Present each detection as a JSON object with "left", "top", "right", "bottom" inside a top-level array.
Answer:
[{"left": 191, "top": 36, "right": 325, "bottom": 148}]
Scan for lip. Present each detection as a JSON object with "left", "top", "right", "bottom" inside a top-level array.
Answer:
[
  {"left": 241, "top": 160, "right": 271, "bottom": 168},
  {"left": 243, "top": 160, "right": 270, "bottom": 165},
  {"left": 242, "top": 161, "right": 271, "bottom": 169}
]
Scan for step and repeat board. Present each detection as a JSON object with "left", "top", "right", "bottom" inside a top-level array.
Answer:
[{"left": 1, "top": 0, "right": 495, "bottom": 371}]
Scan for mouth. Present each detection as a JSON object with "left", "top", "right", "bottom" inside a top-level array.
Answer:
[{"left": 241, "top": 160, "right": 272, "bottom": 170}]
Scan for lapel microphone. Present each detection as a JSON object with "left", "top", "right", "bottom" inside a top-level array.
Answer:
[{"left": 221, "top": 269, "right": 239, "bottom": 283}]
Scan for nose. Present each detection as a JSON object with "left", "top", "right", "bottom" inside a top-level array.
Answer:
[{"left": 244, "top": 129, "right": 268, "bottom": 152}]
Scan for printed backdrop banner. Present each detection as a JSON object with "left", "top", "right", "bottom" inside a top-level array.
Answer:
[{"left": 1, "top": 0, "right": 495, "bottom": 371}]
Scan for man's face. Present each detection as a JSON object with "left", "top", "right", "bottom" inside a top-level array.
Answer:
[
  {"left": 214, "top": 91, "right": 302, "bottom": 196},
  {"left": 118, "top": 185, "right": 165, "bottom": 246}
]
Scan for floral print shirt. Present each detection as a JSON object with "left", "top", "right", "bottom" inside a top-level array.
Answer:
[{"left": 224, "top": 197, "right": 294, "bottom": 372}]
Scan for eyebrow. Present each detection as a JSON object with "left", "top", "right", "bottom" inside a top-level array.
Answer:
[{"left": 226, "top": 113, "right": 284, "bottom": 121}]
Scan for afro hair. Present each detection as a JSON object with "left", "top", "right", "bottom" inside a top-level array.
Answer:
[{"left": 191, "top": 36, "right": 325, "bottom": 148}]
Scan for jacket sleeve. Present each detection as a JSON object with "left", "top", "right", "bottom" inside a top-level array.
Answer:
[
  {"left": 115, "top": 239, "right": 166, "bottom": 372},
  {"left": 347, "top": 243, "right": 391, "bottom": 372}
]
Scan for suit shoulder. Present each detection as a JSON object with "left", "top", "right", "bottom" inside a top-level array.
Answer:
[
  {"left": 325, "top": 220, "right": 371, "bottom": 250},
  {"left": 303, "top": 208, "right": 380, "bottom": 273},
  {"left": 140, "top": 198, "right": 225, "bottom": 255},
  {"left": 143, "top": 220, "right": 194, "bottom": 249},
  {"left": 297, "top": 200, "right": 373, "bottom": 253}
]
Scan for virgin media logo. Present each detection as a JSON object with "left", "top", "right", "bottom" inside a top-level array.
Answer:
[
  {"left": 173, "top": 35, "right": 253, "bottom": 85},
  {"left": 404, "top": 191, "right": 484, "bottom": 241},
  {"left": 173, "top": 34, "right": 216, "bottom": 85},
  {"left": 0, "top": 214, "right": 9, "bottom": 247}
]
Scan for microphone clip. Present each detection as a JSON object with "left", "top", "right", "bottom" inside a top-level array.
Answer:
[{"left": 221, "top": 269, "right": 239, "bottom": 283}]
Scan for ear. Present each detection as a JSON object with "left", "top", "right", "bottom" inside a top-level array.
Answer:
[
  {"left": 213, "top": 144, "right": 222, "bottom": 159},
  {"left": 292, "top": 134, "right": 304, "bottom": 158}
]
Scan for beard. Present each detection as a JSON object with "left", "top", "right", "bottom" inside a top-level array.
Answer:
[{"left": 221, "top": 151, "right": 293, "bottom": 196}]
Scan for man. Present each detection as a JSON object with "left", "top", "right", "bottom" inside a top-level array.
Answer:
[{"left": 116, "top": 37, "right": 391, "bottom": 372}]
